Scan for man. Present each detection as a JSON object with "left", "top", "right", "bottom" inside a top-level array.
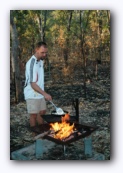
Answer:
[{"left": 24, "top": 42, "right": 52, "bottom": 128}]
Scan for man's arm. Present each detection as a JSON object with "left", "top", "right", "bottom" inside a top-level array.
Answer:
[{"left": 31, "top": 82, "right": 52, "bottom": 101}]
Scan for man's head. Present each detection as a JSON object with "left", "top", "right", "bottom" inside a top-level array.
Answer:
[{"left": 34, "top": 41, "right": 48, "bottom": 60}]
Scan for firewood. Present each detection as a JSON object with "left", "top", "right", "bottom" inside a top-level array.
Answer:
[{"left": 34, "top": 131, "right": 50, "bottom": 140}]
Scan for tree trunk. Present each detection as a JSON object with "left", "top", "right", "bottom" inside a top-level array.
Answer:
[
  {"left": 93, "top": 10, "right": 104, "bottom": 80},
  {"left": 39, "top": 16, "right": 43, "bottom": 41},
  {"left": 63, "top": 11, "right": 73, "bottom": 68},
  {"left": 10, "top": 11, "right": 21, "bottom": 103},
  {"left": 80, "top": 11, "right": 86, "bottom": 98},
  {"left": 97, "top": 10, "right": 103, "bottom": 65},
  {"left": 38, "top": 10, "right": 47, "bottom": 42},
  {"left": 80, "top": 10, "right": 90, "bottom": 98}
]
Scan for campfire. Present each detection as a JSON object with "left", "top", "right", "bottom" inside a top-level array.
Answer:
[
  {"left": 30, "top": 101, "right": 99, "bottom": 159},
  {"left": 49, "top": 113, "right": 75, "bottom": 140},
  {"left": 33, "top": 111, "right": 98, "bottom": 145}
]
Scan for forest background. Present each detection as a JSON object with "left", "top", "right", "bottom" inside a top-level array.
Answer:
[{"left": 10, "top": 10, "right": 110, "bottom": 102}]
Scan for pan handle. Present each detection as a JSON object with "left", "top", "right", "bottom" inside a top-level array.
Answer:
[{"left": 49, "top": 100, "right": 57, "bottom": 109}]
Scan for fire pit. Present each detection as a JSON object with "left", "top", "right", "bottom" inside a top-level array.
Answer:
[
  {"left": 31, "top": 116, "right": 98, "bottom": 157},
  {"left": 44, "top": 123, "right": 97, "bottom": 145},
  {"left": 30, "top": 99, "right": 98, "bottom": 158},
  {"left": 32, "top": 113, "right": 98, "bottom": 145}
]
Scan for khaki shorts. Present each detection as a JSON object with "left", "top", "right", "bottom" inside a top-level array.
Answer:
[{"left": 26, "top": 98, "right": 46, "bottom": 114}]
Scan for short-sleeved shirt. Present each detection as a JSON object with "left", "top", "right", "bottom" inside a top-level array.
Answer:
[{"left": 24, "top": 55, "right": 44, "bottom": 100}]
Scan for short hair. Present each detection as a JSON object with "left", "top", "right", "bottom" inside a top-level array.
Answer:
[{"left": 35, "top": 41, "right": 47, "bottom": 49}]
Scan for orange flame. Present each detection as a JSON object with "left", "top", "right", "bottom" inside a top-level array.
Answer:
[
  {"left": 61, "top": 113, "right": 70, "bottom": 122},
  {"left": 50, "top": 113, "right": 74, "bottom": 140}
]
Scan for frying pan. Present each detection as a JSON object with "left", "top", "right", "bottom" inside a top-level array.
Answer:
[{"left": 49, "top": 100, "right": 65, "bottom": 115}]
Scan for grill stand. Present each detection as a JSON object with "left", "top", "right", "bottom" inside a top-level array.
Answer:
[
  {"left": 63, "top": 145, "right": 66, "bottom": 156},
  {"left": 11, "top": 123, "right": 103, "bottom": 160},
  {"left": 35, "top": 130, "right": 93, "bottom": 158},
  {"left": 35, "top": 137, "right": 93, "bottom": 159},
  {"left": 35, "top": 140, "right": 68, "bottom": 159},
  {"left": 35, "top": 139, "right": 43, "bottom": 159},
  {"left": 72, "top": 98, "right": 79, "bottom": 123},
  {"left": 35, "top": 136, "right": 102, "bottom": 159},
  {"left": 11, "top": 136, "right": 105, "bottom": 160},
  {"left": 84, "top": 137, "right": 92, "bottom": 157}
]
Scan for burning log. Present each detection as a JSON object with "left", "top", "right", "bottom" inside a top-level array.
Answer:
[
  {"left": 34, "top": 131, "right": 50, "bottom": 140},
  {"left": 34, "top": 129, "right": 60, "bottom": 140},
  {"left": 63, "top": 130, "right": 81, "bottom": 142},
  {"left": 47, "top": 129, "right": 83, "bottom": 142},
  {"left": 63, "top": 134, "right": 75, "bottom": 141}
]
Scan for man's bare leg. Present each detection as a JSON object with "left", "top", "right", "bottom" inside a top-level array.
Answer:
[
  {"left": 37, "top": 110, "right": 46, "bottom": 125},
  {"left": 30, "top": 114, "right": 37, "bottom": 127}
]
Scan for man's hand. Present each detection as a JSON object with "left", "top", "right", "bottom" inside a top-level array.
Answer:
[{"left": 43, "top": 93, "right": 52, "bottom": 101}]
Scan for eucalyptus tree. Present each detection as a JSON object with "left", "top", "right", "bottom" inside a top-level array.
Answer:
[
  {"left": 36, "top": 10, "right": 48, "bottom": 42},
  {"left": 79, "top": 10, "right": 91, "bottom": 98},
  {"left": 10, "top": 10, "right": 21, "bottom": 102}
]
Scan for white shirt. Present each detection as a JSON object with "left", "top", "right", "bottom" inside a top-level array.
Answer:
[{"left": 24, "top": 55, "right": 44, "bottom": 100}]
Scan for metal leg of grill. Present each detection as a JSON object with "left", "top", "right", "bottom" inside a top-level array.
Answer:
[
  {"left": 35, "top": 139, "right": 43, "bottom": 159},
  {"left": 63, "top": 145, "right": 67, "bottom": 157},
  {"left": 84, "top": 136, "right": 92, "bottom": 157}
]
